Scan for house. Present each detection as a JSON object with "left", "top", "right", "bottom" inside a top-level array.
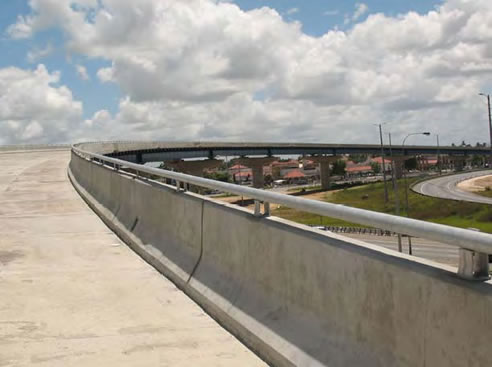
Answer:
[{"left": 283, "top": 169, "right": 307, "bottom": 184}]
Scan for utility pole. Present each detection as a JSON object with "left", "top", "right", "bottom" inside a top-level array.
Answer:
[
  {"left": 388, "top": 133, "right": 402, "bottom": 253},
  {"left": 436, "top": 134, "right": 441, "bottom": 175},
  {"left": 378, "top": 124, "right": 389, "bottom": 203},
  {"left": 479, "top": 93, "right": 492, "bottom": 166},
  {"left": 487, "top": 94, "right": 492, "bottom": 166}
]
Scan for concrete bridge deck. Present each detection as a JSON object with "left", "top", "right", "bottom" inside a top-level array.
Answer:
[{"left": 0, "top": 150, "right": 265, "bottom": 366}]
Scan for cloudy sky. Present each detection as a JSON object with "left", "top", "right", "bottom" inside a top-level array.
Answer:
[{"left": 1, "top": 0, "right": 492, "bottom": 146}]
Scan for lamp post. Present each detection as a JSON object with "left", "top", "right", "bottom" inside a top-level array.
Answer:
[
  {"left": 374, "top": 123, "right": 389, "bottom": 203},
  {"left": 387, "top": 132, "right": 402, "bottom": 252},
  {"left": 401, "top": 132, "right": 431, "bottom": 255},
  {"left": 436, "top": 134, "right": 442, "bottom": 175},
  {"left": 478, "top": 93, "right": 492, "bottom": 166}
]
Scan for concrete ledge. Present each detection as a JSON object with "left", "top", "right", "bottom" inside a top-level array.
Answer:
[{"left": 69, "top": 150, "right": 492, "bottom": 367}]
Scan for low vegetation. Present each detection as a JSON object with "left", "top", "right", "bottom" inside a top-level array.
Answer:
[
  {"left": 476, "top": 186, "right": 492, "bottom": 198},
  {"left": 273, "top": 178, "right": 492, "bottom": 233}
]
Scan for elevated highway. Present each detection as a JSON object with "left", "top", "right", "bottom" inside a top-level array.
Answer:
[
  {"left": 66, "top": 141, "right": 492, "bottom": 367},
  {"left": 0, "top": 148, "right": 265, "bottom": 366},
  {"left": 84, "top": 141, "right": 491, "bottom": 163}
]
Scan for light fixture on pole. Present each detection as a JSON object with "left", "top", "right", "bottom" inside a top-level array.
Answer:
[{"left": 478, "top": 93, "right": 492, "bottom": 166}]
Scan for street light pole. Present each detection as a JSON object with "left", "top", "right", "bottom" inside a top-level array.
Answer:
[
  {"left": 388, "top": 132, "right": 402, "bottom": 252},
  {"left": 479, "top": 93, "right": 492, "bottom": 166},
  {"left": 436, "top": 134, "right": 441, "bottom": 175},
  {"left": 375, "top": 123, "right": 389, "bottom": 203}
]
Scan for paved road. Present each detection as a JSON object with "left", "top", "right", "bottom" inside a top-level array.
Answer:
[
  {"left": 340, "top": 233, "right": 459, "bottom": 266},
  {"left": 412, "top": 170, "right": 492, "bottom": 205},
  {"left": 0, "top": 150, "right": 265, "bottom": 367}
]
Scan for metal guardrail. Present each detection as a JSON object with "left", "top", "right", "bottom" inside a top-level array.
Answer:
[
  {"left": 73, "top": 144, "right": 492, "bottom": 281},
  {"left": 0, "top": 143, "right": 70, "bottom": 152}
]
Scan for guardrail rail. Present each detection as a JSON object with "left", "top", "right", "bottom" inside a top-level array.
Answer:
[{"left": 73, "top": 144, "right": 492, "bottom": 281}]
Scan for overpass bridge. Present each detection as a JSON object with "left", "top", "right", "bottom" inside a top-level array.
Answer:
[
  {"left": 93, "top": 141, "right": 491, "bottom": 189},
  {"left": 3, "top": 142, "right": 492, "bottom": 367}
]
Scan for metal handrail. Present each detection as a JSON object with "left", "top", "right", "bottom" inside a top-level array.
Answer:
[{"left": 72, "top": 144, "right": 492, "bottom": 257}]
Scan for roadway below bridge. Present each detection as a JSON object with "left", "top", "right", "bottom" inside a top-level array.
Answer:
[
  {"left": 0, "top": 149, "right": 265, "bottom": 367},
  {"left": 412, "top": 170, "right": 492, "bottom": 205}
]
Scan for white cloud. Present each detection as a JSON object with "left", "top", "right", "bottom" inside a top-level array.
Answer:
[
  {"left": 26, "top": 43, "right": 54, "bottom": 63},
  {"left": 352, "top": 3, "right": 369, "bottom": 22},
  {"left": 0, "top": 64, "right": 83, "bottom": 144},
  {"left": 97, "top": 67, "right": 114, "bottom": 82},
  {"left": 5, "top": 0, "right": 492, "bottom": 146},
  {"left": 286, "top": 8, "right": 299, "bottom": 16},
  {"left": 75, "top": 64, "right": 90, "bottom": 80}
]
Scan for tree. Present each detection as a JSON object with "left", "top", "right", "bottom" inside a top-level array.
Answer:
[
  {"left": 471, "top": 155, "right": 483, "bottom": 167},
  {"left": 370, "top": 161, "right": 381, "bottom": 174},
  {"left": 205, "top": 171, "right": 231, "bottom": 182},
  {"left": 348, "top": 154, "right": 368, "bottom": 163},
  {"left": 404, "top": 157, "right": 418, "bottom": 170},
  {"left": 331, "top": 160, "right": 346, "bottom": 175}
]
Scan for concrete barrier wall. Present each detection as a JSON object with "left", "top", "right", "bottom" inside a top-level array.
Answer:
[{"left": 69, "top": 150, "right": 492, "bottom": 367}]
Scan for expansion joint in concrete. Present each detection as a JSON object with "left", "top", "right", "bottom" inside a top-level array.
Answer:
[{"left": 187, "top": 200, "right": 205, "bottom": 283}]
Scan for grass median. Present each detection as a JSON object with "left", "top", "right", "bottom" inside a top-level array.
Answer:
[{"left": 273, "top": 178, "right": 492, "bottom": 233}]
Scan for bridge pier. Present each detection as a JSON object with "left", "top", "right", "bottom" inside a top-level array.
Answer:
[
  {"left": 309, "top": 156, "right": 340, "bottom": 190},
  {"left": 166, "top": 159, "right": 222, "bottom": 177},
  {"left": 233, "top": 157, "right": 276, "bottom": 188}
]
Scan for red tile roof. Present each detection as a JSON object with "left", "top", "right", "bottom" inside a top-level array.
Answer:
[
  {"left": 346, "top": 165, "right": 373, "bottom": 173},
  {"left": 371, "top": 157, "right": 392, "bottom": 164},
  {"left": 284, "top": 169, "right": 306, "bottom": 178}
]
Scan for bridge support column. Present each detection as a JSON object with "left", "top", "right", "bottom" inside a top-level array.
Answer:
[
  {"left": 234, "top": 157, "right": 277, "bottom": 188},
  {"left": 309, "top": 156, "right": 340, "bottom": 190},
  {"left": 166, "top": 159, "right": 222, "bottom": 177}
]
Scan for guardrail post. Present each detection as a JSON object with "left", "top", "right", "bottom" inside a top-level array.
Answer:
[
  {"left": 254, "top": 200, "right": 262, "bottom": 217},
  {"left": 176, "top": 180, "right": 185, "bottom": 192},
  {"left": 458, "top": 248, "right": 490, "bottom": 281},
  {"left": 264, "top": 202, "right": 271, "bottom": 217}
]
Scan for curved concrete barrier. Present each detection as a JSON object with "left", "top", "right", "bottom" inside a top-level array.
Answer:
[{"left": 70, "top": 148, "right": 492, "bottom": 367}]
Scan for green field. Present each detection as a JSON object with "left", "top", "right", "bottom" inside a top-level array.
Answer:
[
  {"left": 476, "top": 188, "right": 492, "bottom": 198},
  {"left": 273, "top": 178, "right": 492, "bottom": 233}
]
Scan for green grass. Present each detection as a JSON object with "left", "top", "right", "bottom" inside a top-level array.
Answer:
[
  {"left": 273, "top": 178, "right": 492, "bottom": 233},
  {"left": 475, "top": 188, "right": 492, "bottom": 198}
]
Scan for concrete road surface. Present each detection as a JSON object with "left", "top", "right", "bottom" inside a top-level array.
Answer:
[
  {"left": 0, "top": 149, "right": 265, "bottom": 367},
  {"left": 412, "top": 170, "right": 492, "bottom": 205}
]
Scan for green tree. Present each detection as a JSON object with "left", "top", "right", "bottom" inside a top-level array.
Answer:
[
  {"left": 205, "top": 171, "right": 231, "bottom": 182},
  {"left": 348, "top": 154, "right": 368, "bottom": 164},
  {"left": 331, "top": 160, "right": 346, "bottom": 175},
  {"left": 404, "top": 157, "right": 418, "bottom": 170},
  {"left": 370, "top": 161, "right": 381, "bottom": 174}
]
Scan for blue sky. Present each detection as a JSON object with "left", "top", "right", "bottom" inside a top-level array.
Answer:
[
  {"left": 0, "top": 0, "right": 120, "bottom": 118},
  {"left": 1, "top": 0, "right": 491, "bottom": 145},
  {"left": 1, "top": 0, "right": 443, "bottom": 120},
  {"left": 231, "top": 0, "right": 443, "bottom": 36}
]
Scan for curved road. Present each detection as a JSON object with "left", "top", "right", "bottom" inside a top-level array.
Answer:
[
  {"left": 413, "top": 170, "right": 492, "bottom": 205},
  {"left": 0, "top": 149, "right": 265, "bottom": 366}
]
